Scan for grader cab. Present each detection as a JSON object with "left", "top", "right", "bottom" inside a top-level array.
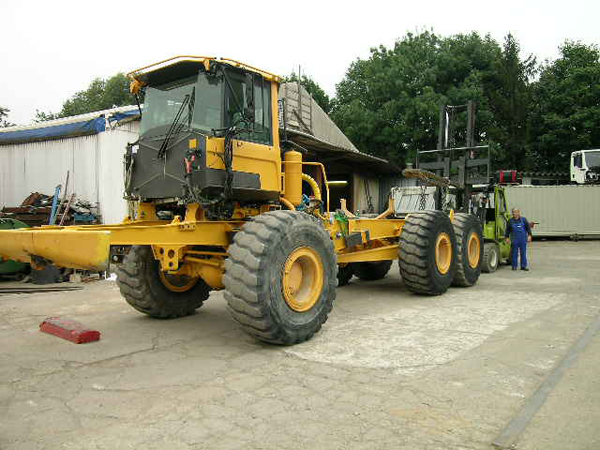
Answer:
[{"left": 0, "top": 56, "right": 484, "bottom": 345}]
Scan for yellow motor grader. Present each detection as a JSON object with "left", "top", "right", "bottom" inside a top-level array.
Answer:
[{"left": 0, "top": 56, "right": 483, "bottom": 345}]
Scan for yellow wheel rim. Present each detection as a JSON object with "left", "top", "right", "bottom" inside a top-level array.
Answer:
[
  {"left": 435, "top": 232, "right": 452, "bottom": 275},
  {"left": 282, "top": 247, "right": 324, "bottom": 312},
  {"left": 467, "top": 232, "right": 481, "bottom": 269},
  {"left": 159, "top": 271, "right": 199, "bottom": 293}
]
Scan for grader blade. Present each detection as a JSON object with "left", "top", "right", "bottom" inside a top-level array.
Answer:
[{"left": 0, "top": 229, "right": 111, "bottom": 271}]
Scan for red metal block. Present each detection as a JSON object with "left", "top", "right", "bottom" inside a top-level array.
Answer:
[{"left": 40, "top": 317, "right": 100, "bottom": 344}]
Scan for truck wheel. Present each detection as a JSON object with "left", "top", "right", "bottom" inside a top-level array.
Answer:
[
  {"left": 352, "top": 260, "right": 393, "bottom": 281},
  {"left": 482, "top": 243, "right": 500, "bottom": 273},
  {"left": 116, "top": 246, "right": 210, "bottom": 318},
  {"left": 398, "top": 211, "right": 457, "bottom": 295},
  {"left": 451, "top": 213, "right": 483, "bottom": 287},
  {"left": 337, "top": 264, "right": 354, "bottom": 286},
  {"left": 223, "top": 211, "right": 337, "bottom": 345}
]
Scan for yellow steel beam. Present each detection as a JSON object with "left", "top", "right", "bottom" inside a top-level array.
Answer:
[
  {"left": 0, "top": 219, "right": 242, "bottom": 271},
  {"left": 327, "top": 218, "right": 405, "bottom": 252},
  {"left": 337, "top": 244, "right": 399, "bottom": 263},
  {"left": 0, "top": 229, "right": 111, "bottom": 270}
]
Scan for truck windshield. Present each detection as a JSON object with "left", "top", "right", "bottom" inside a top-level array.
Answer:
[
  {"left": 584, "top": 151, "right": 600, "bottom": 168},
  {"left": 140, "top": 74, "right": 223, "bottom": 137}
]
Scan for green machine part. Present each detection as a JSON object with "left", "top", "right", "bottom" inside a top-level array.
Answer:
[
  {"left": 480, "top": 186, "right": 511, "bottom": 261},
  {"left": 0, "top": 218, "right": 30, "bottom": 275}
]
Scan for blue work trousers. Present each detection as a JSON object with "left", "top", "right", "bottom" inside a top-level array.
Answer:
[{"left": 511, "top": 237, "right": 528, "bottom": 269}]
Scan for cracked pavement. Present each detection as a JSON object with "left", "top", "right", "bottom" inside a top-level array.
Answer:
[{"left": 1, "top": 240, "right": 599, "bottom": 449}]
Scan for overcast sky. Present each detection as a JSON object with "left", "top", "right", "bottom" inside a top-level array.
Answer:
[{"left": 1, "top": 0, "right": 597, "bottom": 125}]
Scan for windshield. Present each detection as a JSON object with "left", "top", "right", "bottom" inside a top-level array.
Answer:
[
  {"left": 140, "top": 73, "right": 223, "bottom": 137},
  {"left": 584, "top": 151, "right": 600, "bottom": 168},
  {"left": 141, "top": 76, "right": 197, "bottom": 136}
]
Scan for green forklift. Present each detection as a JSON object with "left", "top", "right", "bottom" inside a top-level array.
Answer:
[
  {"left": 413, "top": 102, "right": 512, "bottom": 274},
  {"left": 473, "top": 183, "right": 511, "bottom": 273}
]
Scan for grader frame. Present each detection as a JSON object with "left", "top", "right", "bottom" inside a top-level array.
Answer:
[{"left": 0, "top": 56, "right": 483, "bottom": 345}]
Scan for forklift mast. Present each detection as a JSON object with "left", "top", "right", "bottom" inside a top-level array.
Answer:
[{"left": 416, "top": 101, "right": 491, "bottom": 212}]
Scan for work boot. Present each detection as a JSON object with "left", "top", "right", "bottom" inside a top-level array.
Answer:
[
  {"left": 521, "top": 267, "right": 529, "bottom": 271},
  {"left": 512, "top": 267, "right": 517, "bottom": 271}
]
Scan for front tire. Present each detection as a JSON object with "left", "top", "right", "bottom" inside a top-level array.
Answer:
[
  {"left": 116, "top": 246, "right": 210, "bottom": 318},
  {"left": 451, "top": 213, "right": 483, "bottom": 287},
  {"left": 223, "top": 211, "right": 337, "bottom": 345},
  {"left": 398, "top": 211, "right": 458, "bottom": 295}
]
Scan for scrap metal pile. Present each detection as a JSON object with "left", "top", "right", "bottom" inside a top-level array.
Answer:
[{"left": 0, "top": 192, "right": 99, "bottom": 227}]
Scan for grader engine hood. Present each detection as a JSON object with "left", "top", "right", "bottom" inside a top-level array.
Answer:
[
  {"left": 125, "top": 131, "right": 206, "bottom": 200},
  {"left": 0, "top": 228, "right": 111, "bottom": 271},
  {"left": 126, "top": 132, "right": 263, "bottom": 202}
]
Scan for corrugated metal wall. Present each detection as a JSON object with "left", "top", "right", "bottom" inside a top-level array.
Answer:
[
  {"left": 0, "top": 121, "right": 137, "bottom": 225},
  {"left": 505, "top": 185, "right": 600, "bottom": 237}
]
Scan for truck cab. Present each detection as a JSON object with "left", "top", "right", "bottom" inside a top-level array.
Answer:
[{"left": 571, "top": 150, "right": 600, "bottom": 184}]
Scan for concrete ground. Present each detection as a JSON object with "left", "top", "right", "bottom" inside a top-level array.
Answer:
[{"left": 0, "top": 240, "right": 599, "bottom": 450}]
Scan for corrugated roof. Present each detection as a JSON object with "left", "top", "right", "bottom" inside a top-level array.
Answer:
[{"left": 0, "top": 105, "right": 140, "bottom": 134}]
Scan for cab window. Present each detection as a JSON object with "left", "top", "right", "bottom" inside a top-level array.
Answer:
[{"left": 225, "top": 70, "right": 272, "bottom": 145}]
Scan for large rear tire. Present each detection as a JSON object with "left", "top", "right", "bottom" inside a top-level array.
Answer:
[
  {"left": 116, "top": 246, "right": 210, "bottom": 318},
  {"left": 398, "top": 211, "right": 458, "bottom": 295},
  {"left": 223, "top": 211, "right": 337, "bottom": 345},
  {"left": 451, "top": 213, "right": 483, "bottom": 287},
  {"left": 482, "top": 242, "right": 500, "bottom": 273},
  {"left": 352, "top": 260, "right": 393, "bottom": 281}
]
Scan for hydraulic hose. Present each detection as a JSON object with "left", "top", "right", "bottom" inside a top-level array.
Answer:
[{"left": 301, "top": 173, "right": 322, "bottom": 201}]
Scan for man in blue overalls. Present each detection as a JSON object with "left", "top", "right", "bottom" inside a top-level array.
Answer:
[{"left": 504, "top": 208, "right": 532, "bottom": 271}]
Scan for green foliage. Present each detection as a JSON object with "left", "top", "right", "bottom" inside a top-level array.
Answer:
[
  {"left": 34, "top": 110, "right": 60, "bottom": 122},
  {"left": 282, "top": 73, "right": 332, "bottom": 114},
  {"left": 35, "top": 73, "right": 133, "bottom": 122},
  {"left": 0, "top": 106, "right": 15, "bottom": 128},
  {"left": 330, "top": 31, "right": 600, "bottom": 174},
  {"left": 332, "top": 31, "right": 505, "bottom": 167},
  {"left": 529, "top": 41, "right": 600, "bottom": 171},
  {"left": 485, "top": 34, "right": 537, "bottom": 169}
]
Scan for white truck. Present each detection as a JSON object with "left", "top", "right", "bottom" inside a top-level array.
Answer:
[{"left": 571, "top": 149, "right": 600, "bottom": 184}]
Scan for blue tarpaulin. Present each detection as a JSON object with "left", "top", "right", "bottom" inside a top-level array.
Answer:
[
  {"left": 108, "top": 109, "right": 141, "bottom": 124},
  {"left": 0, "top": 108, "right": 142, "bottom": 145}
]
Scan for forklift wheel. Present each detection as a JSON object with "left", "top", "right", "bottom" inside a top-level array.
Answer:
[
  {"left": 482, "top": 243, "right": 500, "bottom": 273},
  {"left": 223, "top": 211, "right": 337, "bottom": 345}
]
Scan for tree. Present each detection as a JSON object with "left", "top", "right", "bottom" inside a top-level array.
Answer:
[
  {"left": 35, "top": 73, "right": 133, "bottom": 121},
  {"left": 283, "top": 73, "right": 332, "bottom": 114},
  {"left": 484, "top": 34, "right": 537, "bottom": 170},
  {"left": 0, "top": 106, "right": 15, "bottom": 127},
  {"left": 331, "top": 31, "right": 502, "bottom": 166},
  {"left": 529, "top": 41, "right": 600, "bottom": 171},
  {"left": 331, "top": 30, "right": 543, "bottom": 171},
  {"left": 34, "top": 110, "right": 60, "bottom": 122}
]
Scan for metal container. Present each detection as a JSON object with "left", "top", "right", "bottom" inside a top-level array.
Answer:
[{"left": 505, "top": 185, "right": 600, "bottom": 238}]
